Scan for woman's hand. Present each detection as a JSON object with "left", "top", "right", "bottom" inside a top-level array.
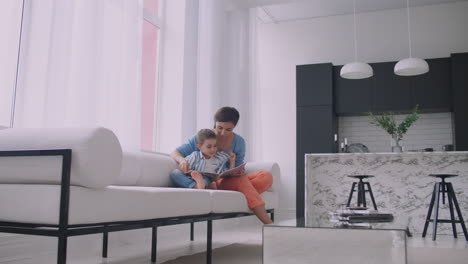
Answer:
[
  {"left": 229, "top": 152, "right": 236, "bottom": 169},
  {"left": 171, "top": 150, "right": 190, "bottom": 173},
  {"left": 178, "top": 160, "right": 190, "bottom": 173}
]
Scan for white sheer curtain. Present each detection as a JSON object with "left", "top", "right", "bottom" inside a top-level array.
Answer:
[
  {"left": 14, "top": 0, "right": 143, "bottom": 148},
  {"left": 0, "top": 0, "right": 23, "bottom": 127},
  {"left": 196, "top": 0, "right": 258, "bottom": 160}
]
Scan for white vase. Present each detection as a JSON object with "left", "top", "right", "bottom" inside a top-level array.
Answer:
[{"left": 392, "top": 136, "right": 403, "bottom": 152}]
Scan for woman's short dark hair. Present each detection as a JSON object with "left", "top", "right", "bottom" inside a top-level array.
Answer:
[{"left": 214, "top": 107, "right": 240, "bottom": 126}]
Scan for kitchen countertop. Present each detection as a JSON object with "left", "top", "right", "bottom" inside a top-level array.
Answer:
[{"left": 305, "top": 151, "right": 468, "bottom": 235}]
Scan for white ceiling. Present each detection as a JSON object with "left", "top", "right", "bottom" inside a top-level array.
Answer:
[{"left": 233, "top": 0, "right": 468, "bottom": 23}]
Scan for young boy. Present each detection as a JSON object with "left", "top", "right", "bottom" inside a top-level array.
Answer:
[{"left": 170, "top": 129, "right": 235, "bottom": 189}]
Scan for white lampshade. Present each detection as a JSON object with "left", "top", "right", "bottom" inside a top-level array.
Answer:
[
  {"left": 394, "top": 57, "right": 429, "bottom": 76},
  {"left": 340, "top": 62, "right": 374, "bottom": 79}
]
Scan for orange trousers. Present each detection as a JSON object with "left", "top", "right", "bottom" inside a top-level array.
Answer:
[{"left": 216, "top": 171, "right": 273, "bottom": 209}]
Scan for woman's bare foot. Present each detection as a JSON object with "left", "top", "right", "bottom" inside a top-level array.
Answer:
[
  {"left": 252, "top": 205, "right": 273, "bottom": 224},
  {"left": 190, "top": 171, "right": 206, "bottom": 189}
]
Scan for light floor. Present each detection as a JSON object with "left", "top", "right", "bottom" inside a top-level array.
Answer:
[{"left": 0, "top": 217, "right": 467, "bottom": 264}]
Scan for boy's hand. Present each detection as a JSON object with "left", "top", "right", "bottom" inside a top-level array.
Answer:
[{"left": 229, "top": 152, "right": 236, "bottom": 168}]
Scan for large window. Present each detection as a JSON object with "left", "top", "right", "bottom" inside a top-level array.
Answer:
[
  {"left": 0, "top": 0, "right": 162, "bottom": 145},
  {"left": 141, "top": 0, "right": 161, "bottom": 151}
]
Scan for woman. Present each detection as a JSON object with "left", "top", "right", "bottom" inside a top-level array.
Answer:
[{"left": 170, "top": 107, "right": 273, "bottom": 224}]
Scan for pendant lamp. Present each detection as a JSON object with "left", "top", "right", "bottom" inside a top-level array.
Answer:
[
  {"left": 394, "top": 0, "right": 429, "bottom": 76},
  {"left": 340, "top": 0, "right": 373, "bottom": 79}
]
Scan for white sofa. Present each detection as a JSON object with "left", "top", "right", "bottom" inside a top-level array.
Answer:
[{"left": 0, "top": 127, "right": 280, "bottom": 264}]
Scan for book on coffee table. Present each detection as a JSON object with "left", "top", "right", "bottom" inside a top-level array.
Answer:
[
  {"left": 346, "top": 214, "right": 394, "bottom": 223},
  {"left": 330, "top": 209, "right": 394, "bottom": 223}
]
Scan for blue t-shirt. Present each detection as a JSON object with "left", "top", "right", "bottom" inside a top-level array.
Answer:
[{"left": 176, "top": 133, "right": 246, "bottom": 168}]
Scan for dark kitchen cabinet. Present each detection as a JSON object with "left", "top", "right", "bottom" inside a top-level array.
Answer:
[
  {"left": 451, "top": 53, "right": 468, "bottom": 151},
  {"left": 297, "top": 106, "right": 336, "bottom": 157},
  {"left": 296, "top": 105, "right": 336, "bottom": 220},
  {"left": 411, "top": 58, "right": 451, "bottom": 112},
  {"left": 334, "top": 58, "right": 452, "bottom": 115},
  {"left": 333, "top": 66, "right": 372, "bottom": 115},
  {"left": 371, "top": 62, "right": 413, "bottom": 112},
  {"left": 296, "top": 63, "right": 336, "bottom": 155},
  {"left": 296, "top": 64, "right": 333, "bottom": 106},
  {"left": 296, "top": 63, "right": 336, "bottom": 220}
]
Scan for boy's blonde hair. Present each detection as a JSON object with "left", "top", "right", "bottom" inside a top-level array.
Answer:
[{"left": 197, "top": 129, "right": 217, "bottom": 144}]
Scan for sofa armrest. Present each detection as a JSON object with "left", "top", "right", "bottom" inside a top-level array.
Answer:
[
  {"left": 0, "top": 149, "right": 72, "bottom": 226},
  {"left": 245, "top": 162, "right": 280, "bottom": 192},
  {"left": 0, "top": 127, "right": 122, "bottom": 188}
]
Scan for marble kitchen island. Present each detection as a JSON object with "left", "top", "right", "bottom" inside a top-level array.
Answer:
[{"left": 305, "top": 152, "right": 468, "bottom": 235}]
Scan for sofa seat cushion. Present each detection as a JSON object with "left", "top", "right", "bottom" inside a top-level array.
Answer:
[
  {"left": 207, "top": 190, "right": 279, "bottom": 214},
  {"left": 0, "top": 184, "right": 211, "bottom": 225}
]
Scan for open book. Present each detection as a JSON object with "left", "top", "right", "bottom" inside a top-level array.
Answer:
[{"left": 186, "top": 163, "right": 246, "bottom": 180}]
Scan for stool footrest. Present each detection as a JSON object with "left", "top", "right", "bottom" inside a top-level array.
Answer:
[
  {"left": 351, "top": 189, "right": 370, "bottom": 192},
  {"left": 427, "top": 219, "right": 463, "bottom": 224}
]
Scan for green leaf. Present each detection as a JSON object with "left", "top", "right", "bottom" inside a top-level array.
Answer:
[{"left": 368, "top": 105, "right": 419, "bottom": 140}]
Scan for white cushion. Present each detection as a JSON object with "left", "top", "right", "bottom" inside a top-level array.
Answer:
[
  {"left": 114, "top": 151, "right": 178, "bottom": 187},
  {"left": 207, "top": 190, "right": 278, "bottom": 213},
  {"left": 0, "top": 127, "right": 122, "bottom": 189},
  {"left": 0, "top": 184, "right": 211, "bottom": 225},
  {"left": 113, "top": 151, "right": 143, "bottom": 186},
  {"left": 245, "top": 162, "right": 281, "bottom": 192}
]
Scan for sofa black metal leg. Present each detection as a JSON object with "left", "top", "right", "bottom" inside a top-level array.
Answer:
[
  {"left": 57, "top": 236, "right": 67, "bottom": 264},
  {"left": 151, "top": 226, "right": 157, "bottom": 263},
  {"left": 190, "top": 222, "right": 194, "bottom": 241},
  {"left": 270, "top": 211, "right": 275, "bottom": 222},
  {"left": 347, "top": 182, "right": 356, "bottom": 207},
  {"left": 423, "top": 183, "right": 437, "bottom": 237},
  {"left": 447, "top": 183, "right": 468, "bottom": 241},
  {"left": 102, "top": 230, "right": 108, "bottom": 258},
  {"left": 207, "top": 220, "right": 212, "bottom": 264}
]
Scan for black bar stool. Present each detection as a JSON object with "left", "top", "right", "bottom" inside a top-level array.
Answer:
[
  {"left": 422, "top": 174, "right": 468, "bottom": 241},
  {"left": 346, "top": 175, "right": 378, "bottom": 210}
]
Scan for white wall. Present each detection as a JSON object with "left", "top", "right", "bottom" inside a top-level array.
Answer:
[{"left": 255, "top": 1, "right": 468, "bottom": 213}]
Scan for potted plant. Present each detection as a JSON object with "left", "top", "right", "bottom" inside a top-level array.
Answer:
[{"left": 368, "top": 105, "right": 419, "bottom": 152}]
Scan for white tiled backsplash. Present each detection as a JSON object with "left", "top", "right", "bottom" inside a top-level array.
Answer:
[{"left": 338, "top": 112, "right": 454, "bottom": 153}]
